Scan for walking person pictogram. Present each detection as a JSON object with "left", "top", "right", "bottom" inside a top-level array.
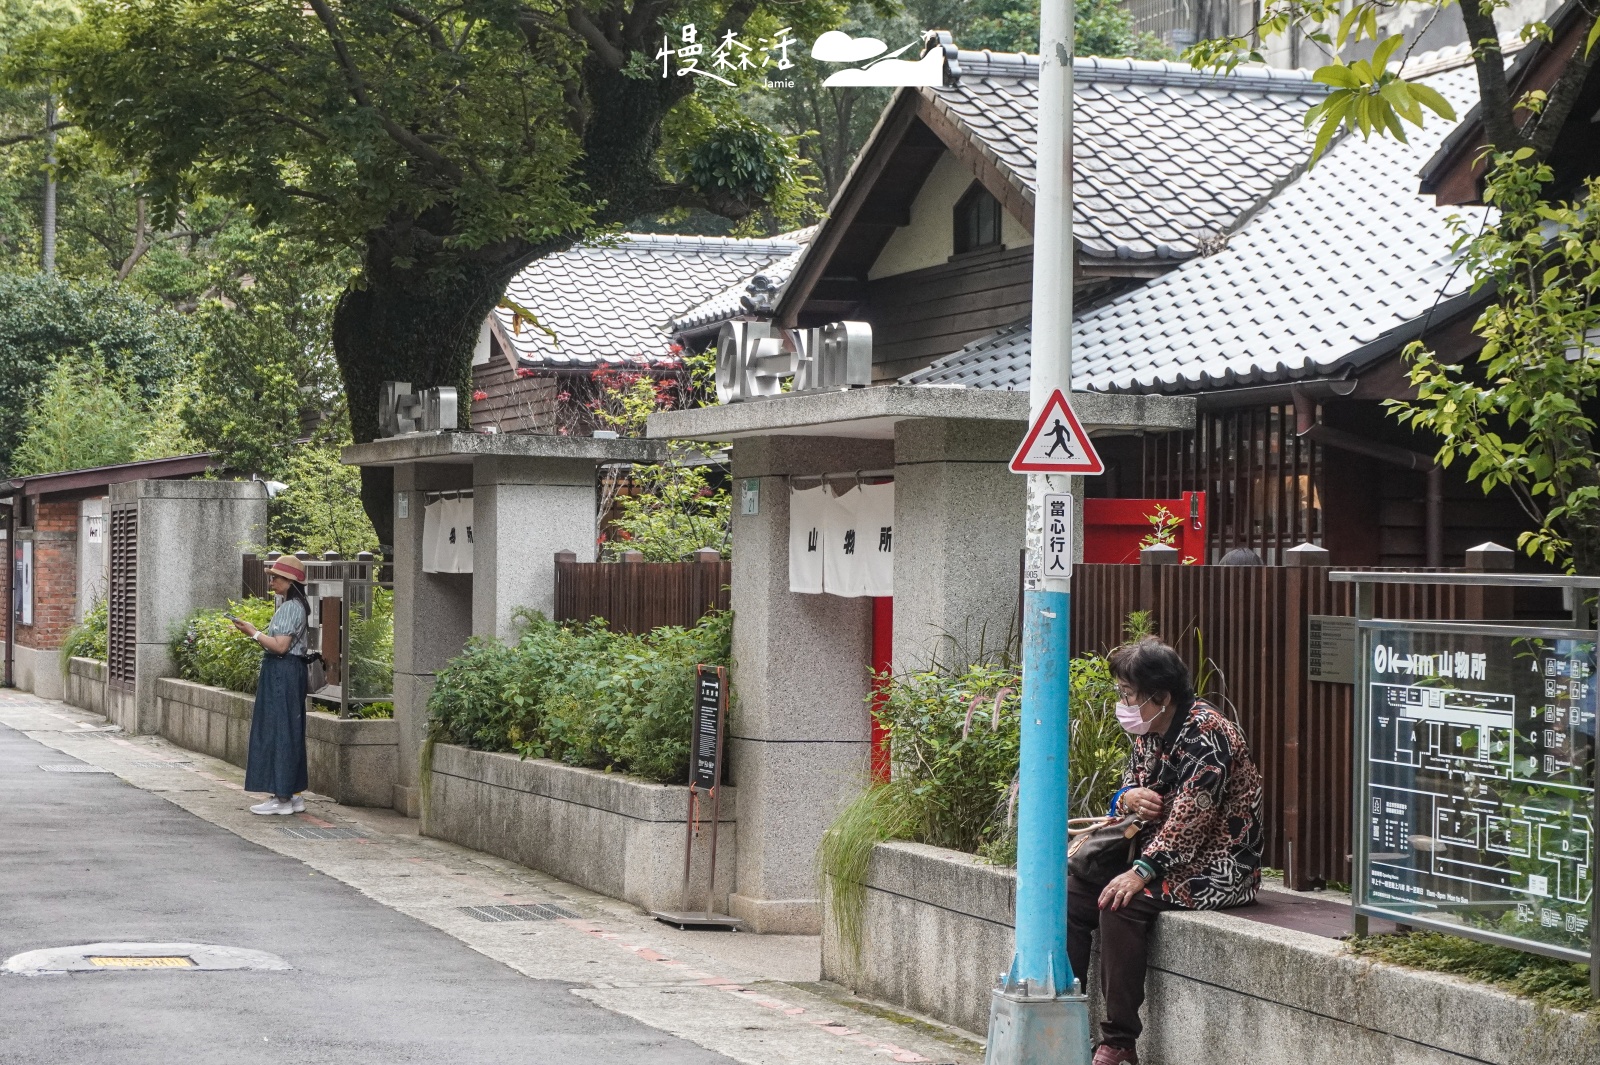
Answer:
[{"left": 1044, "top": 418, "right": 1076, "bottom": 458}]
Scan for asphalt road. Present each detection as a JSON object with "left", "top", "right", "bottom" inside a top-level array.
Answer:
[{"left": 0, "top": 720, "right": 734, "bottom": 1065}]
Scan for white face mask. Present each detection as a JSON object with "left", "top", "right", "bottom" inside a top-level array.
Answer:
[{"left": 1115, "top": 697, "right": 1162, "bottom": 735}]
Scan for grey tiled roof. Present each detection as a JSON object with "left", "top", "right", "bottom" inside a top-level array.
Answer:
[
  {"left": 495, "top": 233, "right": 802, "bottom": 369},
  {"left": 904, "top": 61, "right": 1486, "bottom": 394},
  {"left": 926, "top": 52, "right": 1330, "bottom": 261},
  {"left": 668, "top": 228, "right": 815, "bottom": 334}
]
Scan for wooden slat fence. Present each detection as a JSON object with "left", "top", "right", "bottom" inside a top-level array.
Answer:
[
  {"left": 554, "top": 554, "right": 731, "bottom": 635},
  {"left": 1071, "top": 562, "right": 1503, "bottom": 890}
]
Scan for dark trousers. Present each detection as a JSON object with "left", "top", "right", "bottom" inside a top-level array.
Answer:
[{"left": 1067, "top": 874, "right": 1172, "bottom": 1051}]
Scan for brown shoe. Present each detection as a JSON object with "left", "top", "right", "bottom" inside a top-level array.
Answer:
[{"left": 1092, "top": 1046, "right": 1138, "bottom": 1065}]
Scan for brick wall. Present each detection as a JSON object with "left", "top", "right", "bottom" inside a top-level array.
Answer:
[{"left": 16, "top": 499, "right": 80, "bottom": 650}]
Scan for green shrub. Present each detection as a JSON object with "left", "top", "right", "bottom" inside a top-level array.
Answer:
[
  {"left": 427, "top": 609, "right": 732, "bottom": 785},
  {"left": 347, "top": 586, "right": 394, "bottom": 700},
  {"left": 171, "top": 597, "right": 277, "bottom": 695},
  {"left": 820, "top": 640, "right": 1136, "bottom": 957},
  {"left": 60, "top": 597, "right": 109, "bottom": 670}
]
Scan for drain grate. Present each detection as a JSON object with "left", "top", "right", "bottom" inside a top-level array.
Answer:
[
  {"left": 129, "top": 760, "right": 194, "bottom": 769},
  {"left": 39, "top": 763, "right": 114, "bottom": 774},
  {"left": 278, "top": 825, "right": 367, "bottom": 840},
  {"left": 459, "top": 903, "right": 580, "bottom": 923}
]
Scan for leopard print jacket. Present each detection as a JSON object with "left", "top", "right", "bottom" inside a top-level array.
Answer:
[{"left": 1117, "top": 699, "right": 1264, "bottom": 910}]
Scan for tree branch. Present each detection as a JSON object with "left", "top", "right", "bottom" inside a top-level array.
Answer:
[
  {"left": 388, "top": 3, "right": 451, "bottom": 51},
  {"left": 1522, "top": 12, "right": 1600, "bottom": 159},
  {"left": 565, "top": 4, "right": 626, "bottom": 69},
  {"left": 0, "top": 121, "right": 75, "bottom": 149},
  {"left": 1458, "top": 0, "right": 1519, "bottom": 152},
  {"left": 306, "top": 0, "right": 463, "bottom": 178}
]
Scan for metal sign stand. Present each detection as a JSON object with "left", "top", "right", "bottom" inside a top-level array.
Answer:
[
  {"left": 654, "top": 664, "right": 742, "bottom": 931},
  {"left": 1331, "top": 570, "right": 1599, "bottom": 1000}
]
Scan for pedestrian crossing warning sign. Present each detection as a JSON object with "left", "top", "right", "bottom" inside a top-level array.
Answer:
[{"left": 1009, "top": 389, "right": 1104, "bottom": 474}]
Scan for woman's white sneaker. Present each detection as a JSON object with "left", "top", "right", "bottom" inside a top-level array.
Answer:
[
  {"left": 290, "top": 794, "right": 305, "bottom": 813},
  {"left": 249, "top": 799, "right": 295, "bottom": 816}
]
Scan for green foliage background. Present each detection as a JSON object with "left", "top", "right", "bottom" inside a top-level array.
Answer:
[
  {"left": 59, "top": 596, "right": 108, "bottom": 669},
  {"left": 427, "top": 610, "right": 732, "bottom": 785},
  {"left": 171, "top": 597, "right": 278, "bottom": 695}
]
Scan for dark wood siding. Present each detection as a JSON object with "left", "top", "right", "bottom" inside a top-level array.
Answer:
[
  {"left": 863, "top": 244, "right": 1033, "bottom": 381},
  {"left": 471, "top": 342, "right": 557, "bottom": 434}
]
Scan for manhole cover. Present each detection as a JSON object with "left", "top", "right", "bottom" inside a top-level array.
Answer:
[
  {"left": 278, "top": 825, "right": 367, "bottom": 840},
  {"left": 459, "top": 903, "right": 580, "bottom": 923},
  {"left": 128, "top": 760, "right": 194, "bottom": 769},
  {"left": 4, "top": 943, "right": 291, "bottom": 976},
  {"left": 38, "top": 764, "right": 113, "bottom": 774}
]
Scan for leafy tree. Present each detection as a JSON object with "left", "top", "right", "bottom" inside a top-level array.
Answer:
[
  {"left": 180, "top": 230, "right": 351, "bottom": 479},
  {"left": 603, "top": 457, "right": 731, "bottom": 560},
  {"left": 18, "top": 0, "right": 852, "bottom": 543},
  {"left": 1206, "top": 4, "right": 1600, "bottom": 573},
  {"left": 1390, "top": 159, "right": 1600, "bottom": 574},
  {"left": 10, "top": 355, "right": 147, "bottom": 475},
  {"left": 269, "top": 443, "right": 381, "bottom": 558},
  {"left": 954, "top": 0, "right": 1174, "bottom": 57},
  {"left": 0, "top": 271, "right": 194, "bottom": 469}
]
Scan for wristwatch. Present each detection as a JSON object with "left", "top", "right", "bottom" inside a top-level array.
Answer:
[{"left": 1131, "top": 859, "right": 1157, "bottom": 883}]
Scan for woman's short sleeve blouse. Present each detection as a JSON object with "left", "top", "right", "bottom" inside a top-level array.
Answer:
[{"left": 266, "top": 599, "right": 309, "bottom": 658}]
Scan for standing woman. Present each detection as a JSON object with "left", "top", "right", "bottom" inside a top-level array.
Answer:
[{"left": 232, "top": 555, "right": 312, "bottom": 816}]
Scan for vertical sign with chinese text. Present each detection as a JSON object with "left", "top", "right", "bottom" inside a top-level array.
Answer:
[
  {"left": 692, "top": 665, "right": 726, "bottom": 791},
  {"left": 1043, "top": 493, "right": 1072, "bottom": 580}
]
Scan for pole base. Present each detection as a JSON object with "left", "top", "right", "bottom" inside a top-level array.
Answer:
[
  {"left": 983, "top": 987, "right": 1091, "bottom": 1065},
  {"left": 651, "top": 911, "right": 743, "bottom": 931}
]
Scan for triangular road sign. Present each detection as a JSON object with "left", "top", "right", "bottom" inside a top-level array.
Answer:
[{"left": 1009, "top": 389, "right": 1104, "bottom": 474}]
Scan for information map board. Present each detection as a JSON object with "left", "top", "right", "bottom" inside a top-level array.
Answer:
[{"left": 1355, "top": 620, "right": 1597, "bottom": 961}]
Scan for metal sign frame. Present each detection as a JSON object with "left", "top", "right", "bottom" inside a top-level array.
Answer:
[{"left": 1332, "top": 570, "right": 1599, "bottom": 999}]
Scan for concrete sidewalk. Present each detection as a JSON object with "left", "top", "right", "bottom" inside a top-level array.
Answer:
[{"left": 0, "top": 690, "right": 981, "bottom": 1065}]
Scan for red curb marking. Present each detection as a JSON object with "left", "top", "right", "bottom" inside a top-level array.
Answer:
[
  {"left": 567, "top": 921, "right": 932, "bottom": 1063},
  {"left": 296, "top": 814, "right": 336, "bottom": 828}
]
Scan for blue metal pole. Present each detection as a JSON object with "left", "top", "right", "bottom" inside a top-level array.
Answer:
[{"left": 1013, "top": 585, "right": 1073, "bottom": 994}]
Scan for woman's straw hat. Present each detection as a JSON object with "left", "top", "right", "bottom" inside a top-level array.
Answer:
[{"left": 268, "top": 555, "right": 307, "bottom": 583}]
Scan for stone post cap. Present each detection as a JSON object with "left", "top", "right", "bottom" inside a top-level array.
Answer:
[
  {"left": 266, "top": 551, "right": 282, "bottom": 561},
  {"left": 1283, "top": 543, "right": 1331, "bottom": 567},
  {"left": 553, "top": 550, "right": 577, "bottom": 564},
  {"left": 321, "top": 550, "right": 342, "bottom": 561},
  {"left": 693, "top": 547, "right": 721, "bottom": 563},
  {"left": 1464, "top": 542, "right": 1515, "bottom": 571},
  {"left": 621, "top": 549, "right": 645, "bottom": 564},
  {"left": 294, "top": 551, "right": 312, "bottom": 561},
  {"left": 1140, "top": 543, "right": 1180, "bottom": 566},
  {"left": 355, "top": 551, "right": 375, "bottom": 562}
]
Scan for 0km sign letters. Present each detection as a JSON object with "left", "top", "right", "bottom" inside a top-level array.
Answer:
[{"left": 1009, "top": 390, "right": 1104, "bottom": 475}]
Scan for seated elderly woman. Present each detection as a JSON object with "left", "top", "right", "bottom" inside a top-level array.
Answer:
[{"left": 1070, "top": 637, "right": 1264, "bottom": 1065}]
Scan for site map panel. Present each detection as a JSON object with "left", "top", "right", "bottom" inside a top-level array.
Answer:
[{"left": 1359, "top": 624, "right": 1596, "bottom": 959}]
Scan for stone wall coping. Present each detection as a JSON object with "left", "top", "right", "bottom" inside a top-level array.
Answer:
[
  {"left": 430, "top": 742, "right": 736, "bottom": 824},
  {"left": 342, "top": 431, "right": 666, "bottom": 468},
  {"left": 306, "top": 710, "right": 399, "bottom": 745},
  {"left": 858, "top": 839, "right": 1599, "bottom": 1062},
  {"left": 68, "top": 657, "right": 107, "bottom": 681},
  {"left": 156, "top": 676, "right": 254, "bottom": 718},
  {"left": 109, "top": 479, "right": 266, "bottom": 502},
  {"left": 647, "top": 386, "right": 1196, "bottom": 442}
]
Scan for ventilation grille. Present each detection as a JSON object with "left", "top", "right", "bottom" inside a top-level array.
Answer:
[
  {"left": 458, "top": 904, "right": 580, "bottom": 923},
  {"left": 108, "top": 504, "right": 138, "bottom": 688}
]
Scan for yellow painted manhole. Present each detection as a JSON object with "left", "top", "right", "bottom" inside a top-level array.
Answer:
[{"left": 87, "top": 956, "right": 195, "bottom": 969}]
